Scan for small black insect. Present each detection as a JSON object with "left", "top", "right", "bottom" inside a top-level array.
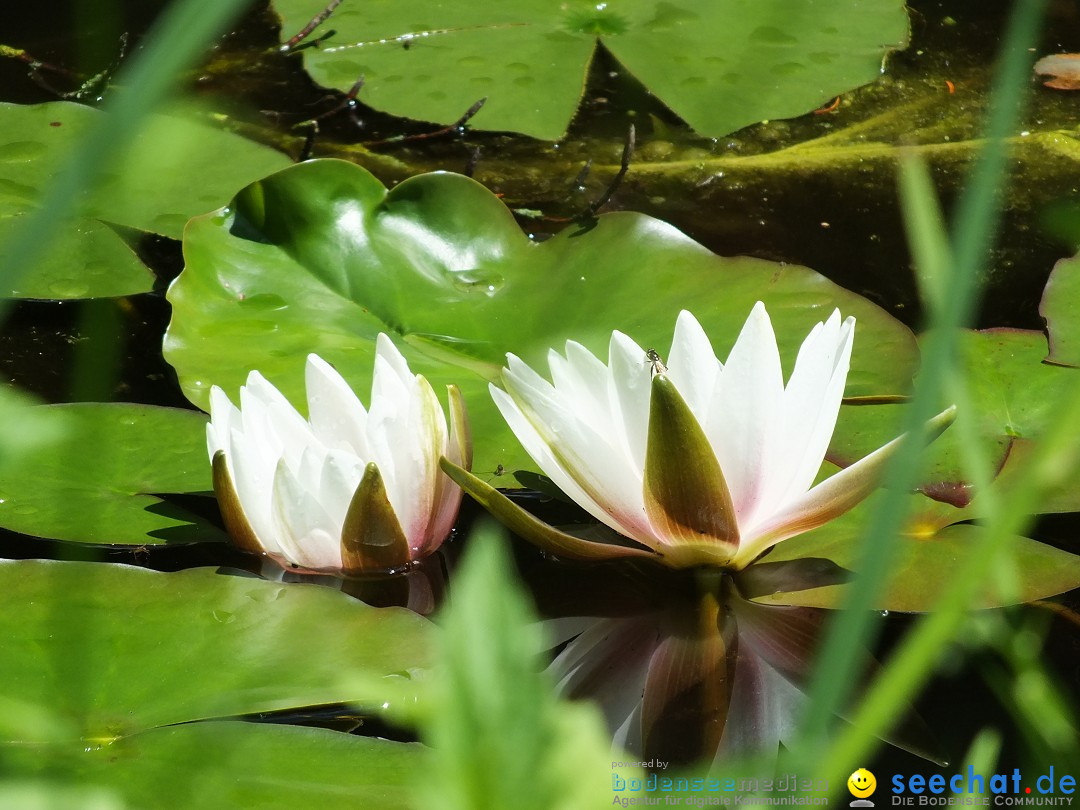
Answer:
[{"left": 645, "top": 348, "right": 668, "bottom": 375}]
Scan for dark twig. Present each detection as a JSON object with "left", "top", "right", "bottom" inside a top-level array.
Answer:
[
  {"left": 464, "top": 146, "right": 481, "bottom": 178},
  {"left": 280, "top": 0, "right": 343, "bottom": 53},
  {"left": 293, "top": 75, "right": 365, "bottom": 161},
  {"left": 363, "top": 97, "right": 486, "bottom": 148},
  {"left": 0, "top": 44, "right": 80, "bottom": 78},
  {"left": 540, "top": 124, "right": 635, "bottom": 224},
  {"left": 569, "top": 159, "right": 593, "bottom": 191},
  {"left": 576, "top": 124, "right": 634, "bottom": 221},
  {"left": 298, "top": 122, "right": 319, "bottom": 162}
]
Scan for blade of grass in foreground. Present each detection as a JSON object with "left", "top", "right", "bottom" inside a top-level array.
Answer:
[
  {"left": 0, "top": 0, "right": 254, "bottom": 326},
  {"left": 793, "top": 0, "right": 1050, "bottom": 778}
]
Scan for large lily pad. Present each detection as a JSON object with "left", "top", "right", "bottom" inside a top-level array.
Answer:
[
  {"left": 828, "top": 328, "right": 1080, "bottom": 507},
  {"left": 753, "top": 488, "right": 1080, "bottom": 611},
  {"left": 1041, "top": 251, "right": 1080, "bottom": 367},
  {"left": 0, "top": 403, "right": 224, "bottom": 545},
  {"left": 0, "top": 560, "right": 433, "bottom": 739},
  {"left": 271, "top": 0, "right": 908, "bottom": 141},
  {"left": 4, "top": 723, "right": 422, "bottom": 810},
  {"left": 165, "top": 159, "right": 918, "bottom": 480},
  {"left": 0, "top": 101, "right": 291, "bottom": 299}
]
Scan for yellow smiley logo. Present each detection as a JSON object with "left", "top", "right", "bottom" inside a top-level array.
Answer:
[{"left": 847, "top": 768, "right": 877, "bottom": 799}]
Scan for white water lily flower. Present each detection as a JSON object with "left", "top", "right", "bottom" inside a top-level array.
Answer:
[
  {"left": 207, "top": 335, "right": 470, "bottom": 575},
  {"left": 444, "top": 302, "right": 951, "bottom": 570}
]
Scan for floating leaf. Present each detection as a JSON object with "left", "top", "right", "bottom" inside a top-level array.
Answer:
[
  {"left": 1041, "top": 251, "right": 1080, "bottom": 367},
  {"left": 753, "top": 489, "right": 1080, "bottom": 611},
  {"left": 3, "top": 723, "right": 421, "bottom": 810},
  {"left": 0, "top": 387, "right": 68, "bottom": 472},
  {"left": 829, "top": 329, "right": 1079, "bottom": 506},
  {"left": 0, "top": 403, "right": 222, "bottom": 545},
  {"left": 0, "top": 101, "right": 291, "bottom": 299},
  {"left": 271, "top": 0, "right": 908, "bottom": 140},
  {"left": 165, "top": 159, "right": 917, "bottom": 481},
  {"left": 0, "top": 560, "right": 433, "bottom": 738}
]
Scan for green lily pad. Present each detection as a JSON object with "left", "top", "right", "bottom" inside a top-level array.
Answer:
[
  {"left": 0, "top": 386, "right": 69, "bottom": 472},
  {"left": 4, "top": 723, "right": 421, "bottom": 810},
  {"left": 0, "top": 215, "right": 150, "bottom": 299},
  {"left": 752, "top": 489, "right": 1080, "bottom": 611},
  {"left": 271, "top": 0, "right": 908, "bottom": 141},
  {"left": 165, "top": 159, "right": 918, "bottom": 481},
  {"left": 828, "top": 328, "right": 1080, "bottom": 507},
  {"left": 1041, "top": 251, "right": 1080, "bottom": 367},
  {"left": 0, "top": 403, "right": 224, "bottom": 545},
  {"left": 0, "top": 101, "right": 291, "bottom": 299},
  {"left": 0, "top": 560, "right": 433, "bottom": 739}
]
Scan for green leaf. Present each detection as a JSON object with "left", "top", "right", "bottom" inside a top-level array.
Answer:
[
  {"left": 271, "top": 0, "right": 908, "bottom": 140},
  {"left": 753, "top": 490, "right": 1080, "bottom": 610},
  {"left": 0, "top": 101, "right": 291, "bottom": 299},
  {"left": 165, "top": 159, "right": 917, "bottom": 482},
  {"left": 0, "top": 403, "right": 222, "bottom": 545},
  {"left": 0, "top": 560, "right": 433, "bottom": 738},
  {"left": 422, "top": 521, "right": 622, "bottom": 810},
  {"left": 0, "top": 387, "right": 68, "bottom": 472},
  {"left": 829, "top": 328, "right": 1080, "bottom": 506},
  {"left": 5, "top": 723, "right": 421, "bottom": 810},
  {"left": 1041, "top": 251, "right": 1080, "bottom": 367}
]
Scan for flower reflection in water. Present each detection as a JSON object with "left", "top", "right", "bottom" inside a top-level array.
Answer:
[{"left": 535, "top": 561, "right": 937, "bottom": 769}]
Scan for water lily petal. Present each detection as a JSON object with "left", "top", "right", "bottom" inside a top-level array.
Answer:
[
  {"left": 764, "top": 312, "right": 854, "bottom": 518},
  {"left": 425, "top": 385, "right": 469, "bottom": 556},
  {"left": 270, "top": 457, "right": 342, "bottom": 571},
  {"left": 242, "top": 371, "right": 320, "bottom": 473},
  {"left": 225, "top": 425, "right": 278, "bottom": 552},
  {"left": 304, "top": 354, "right": 369, "bottom": 456},
  {"left": 666, "top": 310, "right": 720, "bottom": 419},
  {"left": 734, "top": 406, "right": 957, "bottom": 567},
  {"left": 499, "top": 364, "right": 652, "bottom": 543},
  {"left": 643, "top": 375, "right": 739, "bottom": 566},
  {"left": 607, "top": 331, "right": 652, "bottom": 470},
  {"left": 206, "top": 385, "right": 240, "bottom": 458},
  {"left": 317, "top": 449, "right": 366, "bottom": 530},
  {"left": 707, "top": 302, "right": 785, "bottom": 525}
]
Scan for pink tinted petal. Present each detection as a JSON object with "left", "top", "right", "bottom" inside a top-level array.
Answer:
[
  {"left": 765, "top": 312, "right": 854, "bottom": 515},
  {"left": 499, "top": 367, "right": 654, "bottom": 545},
  {"left": 666, "top": 310, "right": 720, "bottom": 420},
  {"left": 707, "top": 302, "right": 785, "bottom": 526}
]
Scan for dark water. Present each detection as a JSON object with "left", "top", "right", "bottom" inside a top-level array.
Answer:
[{"left": 2, "top": 0, "right": 1079, "bottom": 780}]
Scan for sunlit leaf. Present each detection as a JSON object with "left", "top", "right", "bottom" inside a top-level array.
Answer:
[
  {"left": 271, "top": 0, "right": 908, "bottom": 140},
  {"left": 5, "top": 723, "right": 420, "bottom": 810},
  {"left": 0, "top": 561, "right": 433, "bottom": 738},
  {"left": 0, "top": 403, "right": 221, "bottom": 545},
  {"left": 754, "top": 490, "right": 1080, "bottom": 610},
  {"left": 0, "top": 101, "right": 291, "bottom": 299}
]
